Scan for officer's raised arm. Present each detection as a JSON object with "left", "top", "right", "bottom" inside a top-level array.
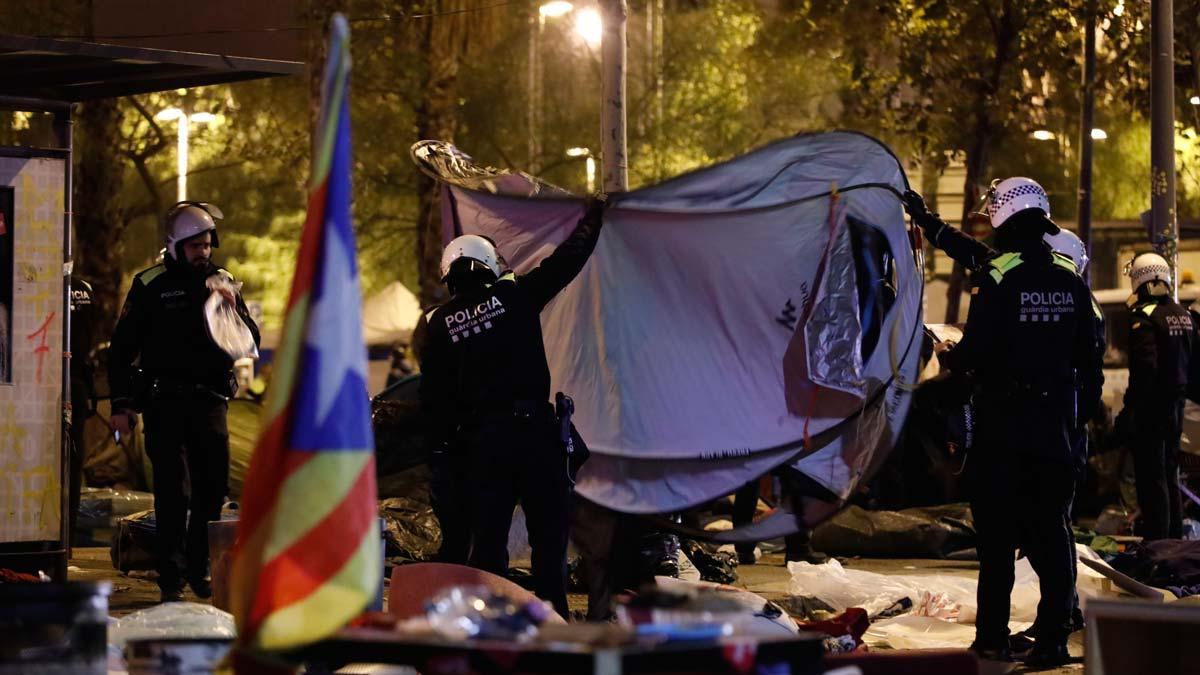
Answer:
[
  {"left": 902, "top": 189, "right": 994, "bottom": 272},
  {"left": 517, "top": 196, "right": 607, "bottom": 311}
]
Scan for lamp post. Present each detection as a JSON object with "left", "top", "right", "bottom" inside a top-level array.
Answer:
[
  {"left": 155, "top": 107, "right": 216, "bottom": 202},
  {"left": 567, "top": 146, "right": 596, "bottom": 193}
]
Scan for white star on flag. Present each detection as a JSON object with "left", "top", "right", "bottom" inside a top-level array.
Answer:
[{"left": 305, "top": 222, "right": 368, "bottom": 425}]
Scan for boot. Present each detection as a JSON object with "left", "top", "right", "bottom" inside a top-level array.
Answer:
[{"left": 1023, "top": 643, "right": 1072, "bottom": 669}]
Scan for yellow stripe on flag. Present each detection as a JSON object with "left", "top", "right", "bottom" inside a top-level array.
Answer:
[
  {"left": 262, "top": 452, "right": 372, "bottom": 562},
  {"left": 254, "top": 528, "right": 379, "bottom": 651}
]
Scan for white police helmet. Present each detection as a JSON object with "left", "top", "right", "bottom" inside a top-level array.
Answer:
[
  {"left": 1126, "top": 252, "right": 1172, "bottom": 291},
  {"left": 986, "top": 177, "right": 1051, "bottom": 229},
  {"left": 440, "top": 234, "right": 502, "bottom": 281},
  {"left": 164, "top": 201, "right": 222, "bottom": 261},
  {"left": 1043, "top": 229, "right": 1088, "bottom": 274}
]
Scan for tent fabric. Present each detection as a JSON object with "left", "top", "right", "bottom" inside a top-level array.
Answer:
[
  {"left": 362, "top": 281, "right": 421, "bottom": 345},
  {"left": 415, "top": 131, "right": 922, "bottom": 520}
]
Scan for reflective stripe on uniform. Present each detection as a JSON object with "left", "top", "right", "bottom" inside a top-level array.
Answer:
[
  {"left": 1051, "top": 252, "right": 1076, "bottom": 274},
  {"left": 1138, "top": 303, "right": 1158, "bottom": 317},
  {"left": 138, "top": 263, "right": 166, "bottom": 285},
  {"left": 987, "top": 252, "right": 1023, "bottom": 284},
  {"left": 1091, "top": 297, "right": 1103, "bottom": 320}
]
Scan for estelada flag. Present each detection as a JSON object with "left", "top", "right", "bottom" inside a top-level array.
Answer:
[{"left": 229, "top": 13, "right": 380, "bottom": 652}]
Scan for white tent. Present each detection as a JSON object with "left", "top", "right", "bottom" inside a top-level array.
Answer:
[
  {"left": 414, "top": 132, "right": 922, "bottom": 529},
  {"left": 361, "top": 280, "right": 421, "bottom": 345}
]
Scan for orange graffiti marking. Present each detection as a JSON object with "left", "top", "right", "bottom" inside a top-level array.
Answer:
[{"left": 26, "top": 312, "right": 55, "bottom": 383}]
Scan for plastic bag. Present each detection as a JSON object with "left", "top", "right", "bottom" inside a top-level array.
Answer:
[
  {"left": 108, "top": 602, "right": 235, "bottom": 648},
  {"left": 204, "top": 276, "right": 257, "bottom": 360},
  {"left": 77, "top": 487, "right": 155, "bottom": 530},
  {"left": 425, "top": 586, "right": 551, "bottom": 641}
]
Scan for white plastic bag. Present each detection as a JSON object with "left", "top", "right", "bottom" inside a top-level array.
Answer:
[
  {"left": 108, "top": 602, "right": 235, "bottom": 648},
  {"left": 205, "top": 275, "right": 258, "bottom": 360}
]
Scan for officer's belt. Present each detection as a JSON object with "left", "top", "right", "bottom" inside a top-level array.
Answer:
[
  {"left": 148, "top": 375, "right": 228, "bottom": 401},
  {"left": 978, "top": 375, "right": 1072, "bottom": 398},
  {"left": 467, "top": 399, "right": 554, "bottom": 423}
]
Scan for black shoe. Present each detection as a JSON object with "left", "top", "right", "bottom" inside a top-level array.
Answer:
[
  {"left": 1008, "top": 629, "right": 1036, "bottom": 657},
  {"left": 1023, "top": 643, "right": 1071, "bottom": 670},
  {"left": 189, "top": 577, "right": 213, "bottom": 599},
  {"left": 969, "top": 642, "right": 1013, "bottom": 662},
  {"left": 785, "top": 548, "right": 829, "bottom": 565},
  {"left": 160, "top": 587, "right": 185, "bottom": 603}
]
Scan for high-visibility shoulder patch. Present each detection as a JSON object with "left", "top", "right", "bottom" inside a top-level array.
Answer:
[
  {"left": 1051, "top": 251, "right": 1077, "bottom": 274},
  {"left": 1138, "top": 303, "right": 1158, "bottom": 317},
  {"left": 424, "top": 307, "right": 440, "bottom": 323},
  {"left": 987, "top": 252, "right": 1023, "bottom": 284},
  {"left": 216, "top": 267, "right": 236, "bottom": 282},
  {"left": 136, "top": 263, "right": 166, "bottom": 285},
  {"left": 1091, "top": 297, "right": 1102, "bottom": 320}
]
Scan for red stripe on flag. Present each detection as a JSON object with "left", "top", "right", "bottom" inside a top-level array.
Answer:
[{"left": 245, "top": 458, "right": 378, "bottom": 634}]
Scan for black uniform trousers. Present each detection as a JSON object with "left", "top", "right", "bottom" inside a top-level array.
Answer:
[
  {"left": 1133, "top": 401, "right": 1185, "bottom": 540},
  {"left": 143, "top": 394, "right": 229, "bottom": 592},
  {"left": 970, "top": 451, "right": 1076, "bottom": 650},
  {"left": 454, "top": 411, "right": 572, "bottom": 618}
]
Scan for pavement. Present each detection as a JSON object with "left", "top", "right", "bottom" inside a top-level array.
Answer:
[{"left": 72, "top": 546, "right": 1085, "bottom": 674}]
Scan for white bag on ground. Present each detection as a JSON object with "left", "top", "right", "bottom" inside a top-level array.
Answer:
[{"left": 109, "top": 602, "right": 235, "bottom": 648}]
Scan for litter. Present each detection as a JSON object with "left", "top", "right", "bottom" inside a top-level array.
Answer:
[
  {"left": 788, "top": 544, "right": 1122, "bottom": 631},
  {"left": 108, "top": 602, "right": 235, "bottom": 649},
  {"left": 654, "top": 576, "right": 798, "bottom": 637},
  {"left": 425, "top": 586, "right": 552, "bottom": 642}
]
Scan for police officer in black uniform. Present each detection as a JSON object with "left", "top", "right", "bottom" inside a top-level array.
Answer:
[
  {"left": 109, "top": 202, "right": 259, "bottom": 603},
  {"left": 908, "top": 178, "right": 1102, "bottom": 666},
  {"left": 68, "top": 276, "right": 97, "bottom": 544},
  {"left": 1118, "top": 252, "right": 1195, "bottom": 541},
  {"left": 419, "top": 199, "right": 606, "bottom": 618},
  {"left": 905, "top": 186, "right": 1104, "bottom": 656}
]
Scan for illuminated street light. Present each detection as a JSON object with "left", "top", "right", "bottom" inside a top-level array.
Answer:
[
  {"left": 1091, "top": 128, "right": 1108, "bottom": 140},
  {"left": 155, "top": 106, "right": 217, "bottom": 201},
  {"left": 1031, "top": 129, "right": 1056, "bottom": 141},
  {"left": 539, "top": 1, "right": 574, "bottom": 18},
  {"left": 1191, "top": 95, "right": 1200, "bottom": 105},
  {"left": 566, "top": 147, "right": 596, "bottom": 193},
  {"left": 575, "top": 8, "right": 602, "bottom": 47}
]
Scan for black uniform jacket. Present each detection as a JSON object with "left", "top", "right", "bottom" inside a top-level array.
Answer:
[
  {"left": 109, "top": 259, "right": 260, "bottom": 410},
  {"left": 419, "top": 212, "right": 603, "bottom": 442},
  {"left": 940, "top": 243, "right": 1103, "bottom": 463}
]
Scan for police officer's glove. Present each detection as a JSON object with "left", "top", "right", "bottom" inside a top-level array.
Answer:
[
  {"left": 901, "top": 190, "right": 943, "bottom": 233},
  {"left": 581, "top": 195, "right": 606, "bottom": 228}
]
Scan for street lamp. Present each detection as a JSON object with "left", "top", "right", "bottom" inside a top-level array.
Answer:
[
  {"left": 575, "top": 8, "right": 603, "bottom": 47},
  {"left": 155, "top": 107, "right": 217, "bottom": 202},
  {"left": 1031, "top": 129, "right": 1056, "bottom": 141},
  {"left": 1090, "top": 128, "right": 1108, "bottom": 140},
  {"left": 540, "top": 0, "right": 573, "bottom": 18},
  {"left": 566, "top": 147, "right": 596, "bottom": 193},
  {"left": 1190, "top": 95, "right": 1200, "bottom": 105}
]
